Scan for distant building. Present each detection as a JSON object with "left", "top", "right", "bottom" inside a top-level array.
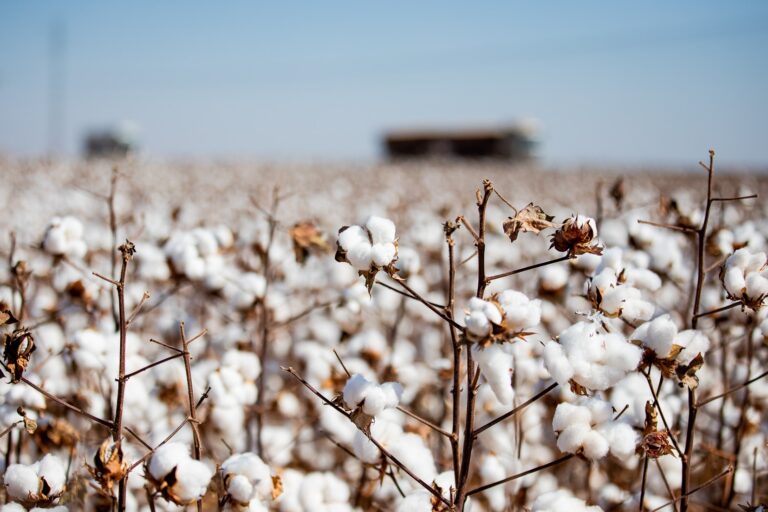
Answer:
[
  {"left": 383, "top": 124, "right": 537, "bottom": 161},
  {"left": 82, "top": 122, "right": 140, "bottom": 159}
]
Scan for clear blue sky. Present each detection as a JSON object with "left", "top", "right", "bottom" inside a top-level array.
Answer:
[{"left": 1, "top": 1, "right": 767, "bottom": 165}]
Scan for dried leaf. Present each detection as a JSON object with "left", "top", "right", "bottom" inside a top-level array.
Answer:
[
  {"left": 503, "top": 203, "right": 556, "bottom": 243},
  {"left": 642, "top": 431, "right": 674, "bottom": 459},
  {"left": 290, "top": 221, "right": 330, "bottom": 264},
  {"left": 3, "top": 328, "right": 36, "bottom": 383},
  {"left": 643, "top": 401, "right": 658, "bottom": 437},
  {"left": 350, "top": 408, "right": 375, "bottom": 436},
  {"left": 23, "top": 416, "right": 37, "bottom": 434},
  {"left": 676, "top": 353, "right": 704, "bottom": 389},
  {"left": 271, "top": 474, "right": 283, "bottom": 500}
]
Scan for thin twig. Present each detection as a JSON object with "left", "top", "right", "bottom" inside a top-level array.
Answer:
[
  {"left": 485, "top": 255, "right": 571, "bottom": 283},
  {"left": 466, "top": 453, "right": 574, "bottom": 496},
  {"left": 473, "top": 382, "right": 558, "bottom": 437}
]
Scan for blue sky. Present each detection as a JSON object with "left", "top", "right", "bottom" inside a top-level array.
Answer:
[{"left": 1, "top": 1, "right": 767, "bottom": 165}]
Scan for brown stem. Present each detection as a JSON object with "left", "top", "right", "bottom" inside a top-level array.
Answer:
[
  {"left": 485, "top": 255, "right": 572, "bottom": 283},
  {"left": 642, "top": 370, "right": 683, "bottom": 457},
  {"left": 473, "top": 382, "right": 558, "bottom": 437},
  {"left": 113, "top": 241, "right": 133, "bottom": 512},
  {"left": 692, "top": 301, "right": 741, "bottom": 319},
  {"left": 180, "top": 322, "right": 204, "bottom": 512},
  {"left": 256, "top": 188, "right": 279, "bottom": 457},
  {"left": 466, "top": 453, "right": 574, "bottom": 496},
  {"left": 446, "top": 226, "right": 462, "bottom": 491},
  {"left": 393, "top": 277, "right": 462, "bottom": 330},
  {"left": 639, "top": 456, "right": 649, "bottom": 511}
]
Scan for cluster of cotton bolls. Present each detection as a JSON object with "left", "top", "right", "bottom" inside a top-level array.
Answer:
[
  {"left": 543, "top": 321, "right": 643, "bottom": 391},
  {"left": 552, "top": 397, "right": 637, "bottom": 460},
  {"left": 722, "top": 247, "right": 768, "bottom": 308},
  {"left": 3, "top": 157, "right": 768, "bottom": 511},
  {"left": 336, "top": 216, "right": 398, "bottom": 270}
]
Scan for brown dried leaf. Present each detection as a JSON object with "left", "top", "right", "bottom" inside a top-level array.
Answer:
[
  {"left": 350, "top": 408, "right": 375, "bottom": 436},
  {"left": 643, "top": 401, "right": 657, "bottom": 437},
  {"left": 290, "top": 221, "right": 330, "bottom": 264},
  {"left": 503, "top": 203, "right": 556, "bottom": 243},
  {"left": 676, "top": 353, "right": 704, "bottom": 389},
  {"left": 3, "top": 328, "right": 36, "bottom": 383},
  {"left": 23, "top": 415, "right": 37, "bottom": 434},
  {"left": 271, "top": 474, "right": 283, "bottom": 500}
]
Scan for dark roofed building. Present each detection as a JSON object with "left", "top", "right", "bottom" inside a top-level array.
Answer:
[{"left": 383, "top": 124, "right": 537, "bottom": 161}]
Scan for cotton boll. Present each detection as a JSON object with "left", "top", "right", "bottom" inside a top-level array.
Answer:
[
  {"left": 380, "top": 382, "right": 403, "bottom": 409},
  {"left": 465, "top": 311, "right": 491, "bottom": 338},
  {"left": 371, "top": 243, "right": 396, "bottom": 267},
  {"left": 552, "top": 403, "right": 591, "bottom": 432},
  {"left": 342, "top": 374, "right": 373, "bottom": 408},
  {"left": 1, "top": 503, "right": 28, "bottom": 512},
  {"left": 481, "top": 300, "right": 503, "bottom": 326},
  {"left": 346, "top": 241, "right": 373, "bottom": 270},
  {"left": 543, "top": 342, "right": 574, "bottom": 385},
  {"left": 539, "top": 265, "right": 569, "bottom": 292},
  {"left": 172, "top": 459, "right": 213, "bottom": 503},
  {"left": 625, "top": 268, "right": 662, "bottom": 291},
  {"left": 148, "top": 442, "right": 190, "bottom": 481},
  {"left": 601, "top": 422, "right": 638, "bottom": 459},
  {"left": 361, "top": 386, "right": 387, "bottom": 416},
  {"left": 582, "top": 430, "right": 610, "bottom": 460},
  {"left": 556, "top": 423, "right": 591, "bottom": 454},
  {"left": 37, "top": 454, "right": 66, "bottom": 495},
  {"left": 498, "top": 290, "right": 541, "bottom": 329},
  {"left": 631, "top": 315, "right": 677, "bottom": 357},
  {"left": 227, "top": 474, "right": 254, "bottom": 503},
  {"left": 366, "top": 216, "right": 396, "bottom": 244},
  {"left": 338, "top": 226, "right": 368, "bottom": 251},
  {"left": 473, "top": 344, "right": 514, "bottom": 406},
  {"left": 675, "top": 330, "right": 710, "bottom": 365},
  {"left": 4, "top": 463, "right": 40, "bottom": 501},
  {"left": 746, "top": 273, "right": 768, "bottom": 299},
  {"left": 396, "top": 490, "right": 433, "bottom": 512},
  {"left": 724, "top": 267, "right": 746, "bottom": 296}
]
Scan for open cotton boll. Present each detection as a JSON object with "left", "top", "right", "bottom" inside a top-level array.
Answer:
[
  {"left": 371, "top": 243, "right": 396, "bottom": 267},
  {"left": 148, "top": 442, "right": 190, "bottom": 481},
  {"left": 724, "top": 267, "right": 746, "bottom": 296},
  {"left": 465, "top": 311, "right": 492, "bottom": 338},
  {"left": 630, "top": 314, "right": 677, "bottom": 357},
  {"left": 346, "top": 241, "right": 373, "bottom": 270},
  {"left": 342, "top": 374, "right": 374, "bottom": 408},
  {"left": 396, "top": 490, "right": 433, "bottom": 512},
  {"left": 1, "top": 503, "right": 29, "bottom": 512},
  {"left": 746, "top": 273, "right": 768, "bottom": 299},
  {"left": 221, "top": 453, "right": 273, "bottom": 504},
  {"left": 4, "top": 463, "right": 40, "bottom": 502},
  {"left": 361, "top": 386, "right": 387, "bottom": 415},
  {"left": 532, "top": 490, "right": 604, "bottom": 512},
  {"left": 366, "top": 216, "right": 396, "bottom": 244},
  {"left": 674, "top": 330, "right": 709, "bottom": 365},
  {"left": 539, "top": 264, "right": 569, "bottom": 292},
  {"left": 498, "top": 290, "right": 541, "bottom": 330},
  {"left": 380, "top": 382, "right": 403, "bottom": 409},
  {"left": 172, "top": 459, "right": 213, "bottom": 503},
  {"left": 473, "top": 344, "right": 514, "bottom": 405},
  {"left": 37, "top": 454, "right": 66, "bottom": 496},
  {"left": 338, "top": 226, "right": 368, "bottom": 251}
]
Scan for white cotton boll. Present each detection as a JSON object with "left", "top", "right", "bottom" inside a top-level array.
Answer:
[
  {"left": 745, "top": 251, "right": 767, "bottom": 273},
  {"left": 746, "top": 273, "right": 768, "bottom": 299},
  {"left": 227, "top": 474, "right": 254, "bottom": 503},
  {"left": 481, "top": 300, "right": 503, "bottom": 326},
  {"left": 675, "top": 330, "right": 710, "bottom": 365},
  {"left": 724, "top": 267, "right": 746, "bottom": 296},
  {"left": 43, "top": 226, "right": 68, "bottom": 254},
  {"left": 193, "top": 229, "right": 219, "bottom": 256},
  {"left": 552, "top": 403, "right": 591, "bottom": 432},
  {"left": 361, "top": 386, "right": 387, "bottom": 416},
  {"left": 37, "top": 454, "right": 66, "bottom": 495},
  {"left": 366, "top": 216, "right": 396, "bottom": 244},
  {"left": 397, "top": 490, "right": 433, "bottom": 512},
  {"left": 726, "top": 248, "right": 751, "bottom": 271},
  {"left": 543, "top": 342, "right": 574, "bottom": 385},
  {"left": 582, "top": 430, "right": 610, "bottom": 460},
  {"left": 173, "top": 459, "right": 213, "bottom": 503},
  {"left": 625, "top": 268, "right": 662, "bottom": 291},
  {"left": 473, "top": 345, "right": 514, "bottom": 405},
  {"left": 539, "top": 265, "right": 569, "bottom": 292},
  {"left": 556, "top": 423, "right": 591, "bottom": 454},
  {"left": 600, "top": 247, "right": 623, "bottom": 271},
  {"left": 148, "top": 442, "right": 190, "bottom": 481},
  {"left": 338, "top": 225, "right": 368, "bottom": 251},
  {"left": 2, "top": 503, "right": 28, "bottom": 512},
  {"left": 343, "top": 374, "right": 373, "bottom": 408},
  {"left": 4, "top": 463, "right": 40, "bottom": 501},
  {"left": 602, "top": 422, "right": 638, "bottom": 459},
  {"left": 465, "top": 311, "right": 491, "bottom": 338},
  {"left": 346, "top": 241, "right": 373, "bottom": 270},
  {"left": 498, "top": 290, "right": 541, "bottom": 329},
  {"left": 584, "top": 397, "right": 613, "bottom": 425},
  {"left": 591, "top": 270, "right": 616, "bottom": 295},
  {"left": 371, "top": 243, "right": 396, "bottom": 267},
  {"left": 631, "top": 315, "right": 677, "bottom": 357},
  {"left": 621, "top": 298, "right": 654, "bottom": 323},
  {"left": 532, "top": 490, "right": 604, "bottom": 512},
  {"left": 380, "top": 382, "right": 403, "bottom": 409}
]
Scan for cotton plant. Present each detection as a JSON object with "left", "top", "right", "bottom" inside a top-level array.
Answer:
[
  {"left": 630, "top": 314, "right": 710, "bottom": 371},
  {"left": 543, "top": 320, "right": 643, "bottom": 392},
  {"left": 552, "top": 396, "right": 638, "bottom": 460},
  {"left": 3, "top": 454, "right": 67, "bottom": 507},
  {"left": 146, "top": 442, "right": 214, "bottom": 505},
  {"left": 721, "top": 247, "right": 768, "bottom": 310}
]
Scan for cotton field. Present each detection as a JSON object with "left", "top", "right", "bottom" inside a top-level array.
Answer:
[{"left": 0, "top": 155, "right": 767, "bottom": 511}]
